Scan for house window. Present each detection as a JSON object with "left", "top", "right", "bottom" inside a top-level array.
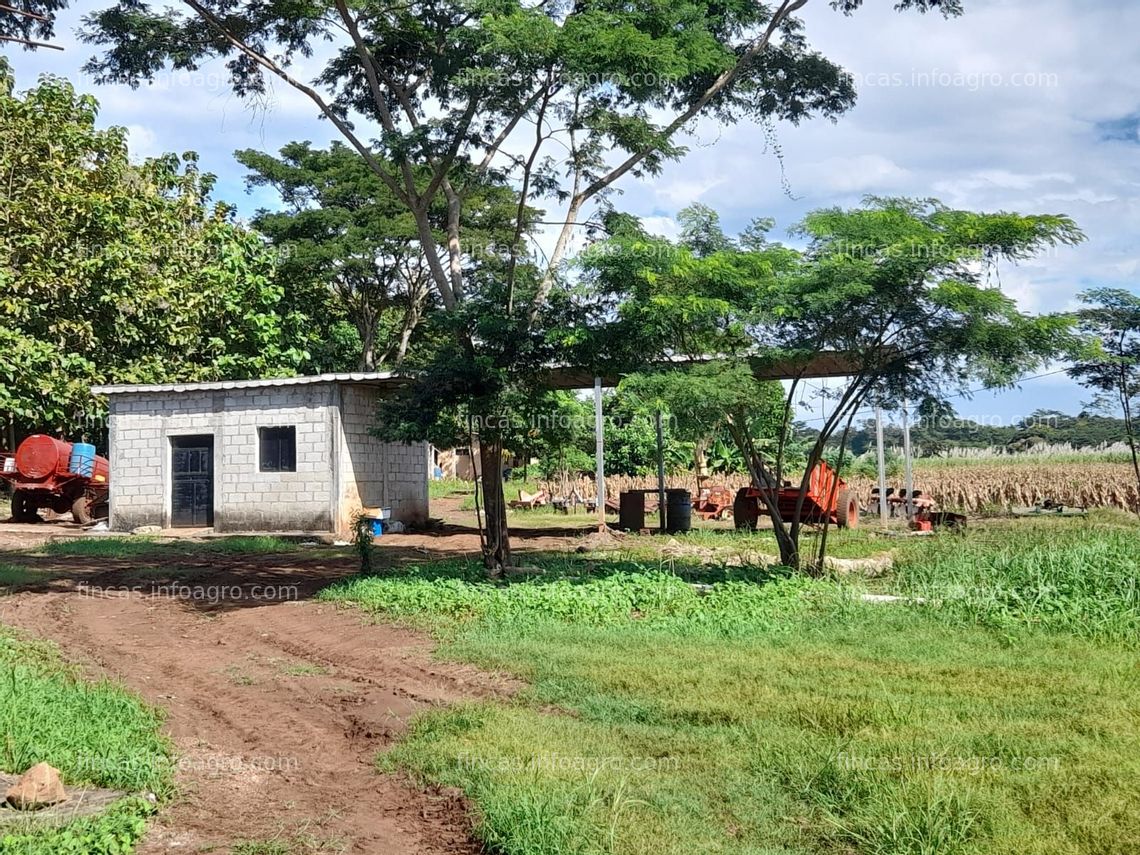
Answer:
[{"left": 259, "top": 426, "right": 296, "bottom": 472}]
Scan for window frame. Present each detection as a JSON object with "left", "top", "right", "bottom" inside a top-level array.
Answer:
[{"left": 258, "top": 426, "right": 297, "bottom": 473}]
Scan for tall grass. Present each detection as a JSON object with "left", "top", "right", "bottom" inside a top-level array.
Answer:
[{"left": 892, "top": 524, "right": 1140, "bottom": 642}]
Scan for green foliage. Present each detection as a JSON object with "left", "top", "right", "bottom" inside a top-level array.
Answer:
[
  {"left": 0, "top": 627, "right": 173, "bottom": 794},
  {"left": 74, "top": 0, "right": 968, "bottom": 566},
  {"left": 1, "top": 797, "right": 157, "bottom": 855},
  {"left": 352, "top": 511, "right": 376, "bottom": 575},
  {"left": 0, "top": 76, "right": 311, "bottom": 436},
  {"left": 1066, "top": 287, "right": 1140, "bottom": 500},
  {"left": 584, "top": 198, "right": 1085, "bottom": 567},
  {"left": 321, "top": 562, "right": 822, "bottom": 636},
  {"left": 237, "top": 141, "right": 443, "bottom": 371},
  {"left": 619, "top": 362, "right": 788, "bottom": 474}
]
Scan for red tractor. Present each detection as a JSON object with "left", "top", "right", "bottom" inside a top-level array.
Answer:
[
  {"left": 733, "top": 460, "right": 859, "bottom": 530},
  {"left": 1, "top": 435, "right": 110, "bottom": 525}
]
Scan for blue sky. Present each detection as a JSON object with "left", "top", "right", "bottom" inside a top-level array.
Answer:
[{"left": 6, "top": 0, "right": 1139, "bottom": 428}]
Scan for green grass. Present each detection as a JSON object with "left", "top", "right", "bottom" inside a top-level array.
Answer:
[
  {"left": 36, "top": 535, "right": 299, "bottom": 559},
  {"left": 430, "top": 477, "right": 473, "bottom": 500},
  {"left": 0, "top": 564, "right": 53, "bottom": 588},
  {"left": 892, "top": 521, "right": 1140, "bottom": 642},
  {"left": 614, "top": 524, "right": 895, "bottom": 561},
  {"left": 0, "top": 624, "right": 173, "bottom": 854},
  {"left": 323, "top": 519, "right": 1140, "bottom": 855}
]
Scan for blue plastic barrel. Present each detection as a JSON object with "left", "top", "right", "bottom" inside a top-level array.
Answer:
[{"left": 69, "top": 442, "right": 97, "bottom": 478}]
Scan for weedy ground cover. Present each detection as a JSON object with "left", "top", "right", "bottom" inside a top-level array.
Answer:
[
  {"left": 322, "top": 515, "right": 1140, "bottom": 855},
  {"left": 0, "top": 624, "right": 172, "bottom": 854}
]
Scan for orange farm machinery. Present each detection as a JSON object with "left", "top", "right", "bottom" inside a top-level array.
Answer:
[
  {"left": 1, "top": 435, "right": 110, "bottom": 524},
  {"left": 732, "top": 460, "right": 860, "bottom": 530}
]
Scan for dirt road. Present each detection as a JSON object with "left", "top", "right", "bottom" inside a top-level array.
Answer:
[{"left": 0, "top": 546, "right": 519, "bottom": 854}]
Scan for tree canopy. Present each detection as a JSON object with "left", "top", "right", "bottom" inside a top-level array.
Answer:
[
  {"left": 582, "top": 197, "right": 1084, "bottom": 566},
  {"left": 0, "top": 75, "right": 312, "bottom": 438},
  {"left": 237, "top": 141, "right": 436, "bottom": 371}
]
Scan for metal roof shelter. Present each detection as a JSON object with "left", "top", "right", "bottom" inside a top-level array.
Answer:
[{"left": 91, "top": 372, "right": 404, "bottom": 396}]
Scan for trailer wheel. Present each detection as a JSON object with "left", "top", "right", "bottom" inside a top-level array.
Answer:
[
  {"left": 836, "top": 489, "right": 859, "bottom": 529},
  {"left": 72, "top": 495, "right": 94, "bottom": 525},
  {"left": 90, "top": 501, "right": 110, "bottom": 522},
  {"left": 9, "top": 490, "right": 40, "bottom": 523},
  {"left": 733, "top": 489, "right": 759, "bottom": 531}
]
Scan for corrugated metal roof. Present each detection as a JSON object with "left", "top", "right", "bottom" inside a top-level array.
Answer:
[{"left": 91, "top": 372, "right": 401, "bottom": 396}]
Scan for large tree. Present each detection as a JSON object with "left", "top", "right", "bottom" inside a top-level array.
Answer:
[
  {"left": 0, "top": 74, "right": 312, "bottom": 443},
  {"left": 586, "top": 198, "right": 1084, "bottom": 568},
  {"left": 72, "top": 0, "right": 963, "bottom": 570},
  {"left": 237, "top": 142, "right": 434, "bottom": 371},
  {"left": 1067, "top": 288, "right": 1140, "bottom": 513}
]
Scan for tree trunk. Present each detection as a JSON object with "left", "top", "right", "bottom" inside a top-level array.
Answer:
[
  {"left": 1120, "top": 376, "right": 1140, "bottom": 517},
  {"left": 725, "top": 419, "right": 800, "bottom": 569},
  {"left": 359, "top": 317, "right": 376, "bottom": 371},
  {"left": 478, "top": 438, "right": 511, "bottom": 574}
]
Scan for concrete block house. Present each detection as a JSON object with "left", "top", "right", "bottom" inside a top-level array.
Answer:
[{"left": 91, "top": 374, "right": 430, "bottom": 535}]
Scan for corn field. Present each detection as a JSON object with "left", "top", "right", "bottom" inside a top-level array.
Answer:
[{"left": 541, "top": 461, "right": 1140, "bottom": 514}]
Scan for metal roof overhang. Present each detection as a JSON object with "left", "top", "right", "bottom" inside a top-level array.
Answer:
[{"left": 91, "top": 353, "right": 857, "bottom": 397}]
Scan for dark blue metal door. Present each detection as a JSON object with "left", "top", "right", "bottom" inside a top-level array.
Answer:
[{"left": 171, "top": 436, "right": 213, "bottom": 527}]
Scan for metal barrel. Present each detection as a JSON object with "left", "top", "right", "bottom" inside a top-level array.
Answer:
[
  {"left": 665, "top": 488, "right": 692, "bottom": 533},
  {"left": 618, "top": 491, "right": 646, "bottom": 531}
]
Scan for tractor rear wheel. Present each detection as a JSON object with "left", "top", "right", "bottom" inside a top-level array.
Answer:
[
  {"left": 836, "top": 489, "right": 860, "bottom": 529},
  {"left": 9, "top": 489, "right": 40, "bottom": 523},
  {"left": 72, "top": 495, "right": 94, "bottom": 525},
  {"left": 733, "top": 489, "right": 759, "bottom": 531}
]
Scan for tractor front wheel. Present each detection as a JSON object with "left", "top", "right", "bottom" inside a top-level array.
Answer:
[
  {"left": 9, "top": 489, "right": 40, "bottom": 523},
  {"left": 72, "top": 495, "right": 94, "bottom": 525},
  {"left": 836, "top": 489, "right": 860, "bottom": 529}
]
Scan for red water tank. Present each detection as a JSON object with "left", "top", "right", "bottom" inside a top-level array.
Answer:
[{"left": 14, "top": 435, "right": 72, "bottom": 481}]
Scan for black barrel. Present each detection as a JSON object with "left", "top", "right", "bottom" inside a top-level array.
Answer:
[
  {"left": 618, "top": 491, "right": 646, "bottom": 531},
  {"left": 665, "top": 488, "right": 692, "bottom": 533}
]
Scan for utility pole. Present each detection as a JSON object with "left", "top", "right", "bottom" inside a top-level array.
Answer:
[
  {"left": 901, "top": 397, "right": 914, "bottom": 519},
  {"left": 875, "top": 407, "right": 888, "bottom": 526},
  {"left": 594, "top": 378, "right": 605, "bottom": 531}
]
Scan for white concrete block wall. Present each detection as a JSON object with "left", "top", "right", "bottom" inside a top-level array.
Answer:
[
  {"left": 337, "top": 386, "right": 429, "bottom": 529},
  {"left": 107, "top": 385, "right": 337, "bottom": 532}
]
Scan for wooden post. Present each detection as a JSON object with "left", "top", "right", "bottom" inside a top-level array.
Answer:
[
  {"left": 655, "top": 409, "right": 666, "bottom": 533},
  {"left": 902, "top": 398, "right": 914, "bottom": 519}
]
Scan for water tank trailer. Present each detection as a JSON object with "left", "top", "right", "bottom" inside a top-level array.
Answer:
[{"left": 1, "top": 436, "right": 110, "bottom": 524}]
